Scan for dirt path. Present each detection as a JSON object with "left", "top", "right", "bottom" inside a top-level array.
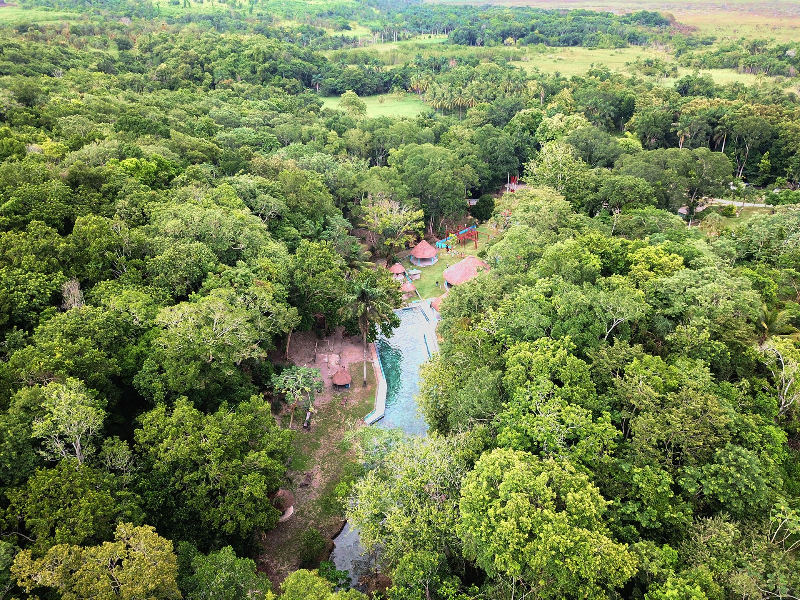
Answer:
[{"left": 256, "top": 329, "right": 376, "bottom": 589}]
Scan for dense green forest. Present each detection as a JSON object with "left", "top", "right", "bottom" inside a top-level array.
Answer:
[{"left": 0, "top": 0, "right": 799, "bottom": 597}]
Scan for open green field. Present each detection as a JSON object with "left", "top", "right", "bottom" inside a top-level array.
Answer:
[
  {"left": 0, "top": 6, "right": 78, "bottom": 23},
  {"left": 510, "top": 46, "right": 767, "bottom": 87},
  {"left": 361, "top": 34, "right": 450, "bottom": 54},
  {"left": 400, "top": 224, "right": 498, "bottom": 301},
  {"left": 720, "top": 205, "right": 774, "bottom": 226},
  {"left": 321, "top": 93, "right": 427, "bottom": 118},
  {"left": 682, "top": 11, "right": 800, "bottom": 44},
  {"left": 329, "top": 35, "right": 452, "bottom": 66}
]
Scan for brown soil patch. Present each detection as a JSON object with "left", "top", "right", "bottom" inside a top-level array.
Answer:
[{"left": 256, "top": 328, "right": 377, "bottom": 589}]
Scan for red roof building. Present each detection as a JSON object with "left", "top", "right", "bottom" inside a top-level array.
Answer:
[
  {"left": 388, "top": 262, "right": 406, "bottom": 281},
  {"left": 443, "top": 256, "right": 489, "bottom": 287},
  {"left": 431, "top": 292, "right": 448, "bottom": 314},
  {"left": 410, "top": 240, "right": 438, "bottom": 267},
  {"left": 399, "top": 280, "right": 417, "bottom": 300},
  {"left": 400, "top": 281, "right": 417, "bottom": 300}
]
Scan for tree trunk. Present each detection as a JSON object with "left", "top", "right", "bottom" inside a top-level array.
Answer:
[
  {"left": 285, "top": 329, "right": 293, "bottom": 360},
  {"left": 739, "top": 144, "right": 750, "bottom": 179}
]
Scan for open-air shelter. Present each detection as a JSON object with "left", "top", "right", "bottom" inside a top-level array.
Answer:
[
  {"left": 410, "top": 240, "right": 438, "bottom": 267},
  {"left": 388, "top": 262, "right": 406, "bottom": 282},
  {"left": 400, "top": 280, "right": 417, "bottom": 300},
  {"left": 332, "top": 365, "right": 352, "bottom": 390}
]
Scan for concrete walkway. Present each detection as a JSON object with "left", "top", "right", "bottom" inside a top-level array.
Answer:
[{"left": 364, "top": 341, "right": 387, "bottom": 425}]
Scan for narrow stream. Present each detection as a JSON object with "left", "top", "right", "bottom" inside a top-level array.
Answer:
[{"left": 330, "top": 306, "right": 434, "bottom": 588}]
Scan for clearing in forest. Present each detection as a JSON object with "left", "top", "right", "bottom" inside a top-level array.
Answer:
[{"left": 258, "top": 328, "right": 377, "bottom": 588}]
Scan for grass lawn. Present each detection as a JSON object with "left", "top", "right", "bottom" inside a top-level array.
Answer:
[
  {"left": 401, "top": 224, "right": 499, "bottom": 301},
  {"left": 721, "top": 205, "right": 774, "bottom": 225},
  {"left": 0, "top": 6, "right": 78, "bottom": 23},
  {"left": 511, "top": 47, "right": 767, "bottom": 87},
  {"left": 321, "top": 93, "right": 427, "bottom": 118},
  {"left": 287, "top": 362, "right": 375, "bottom": 475},
  {"left": 512, "top": 46, "right": 670, "bottom": 77}
]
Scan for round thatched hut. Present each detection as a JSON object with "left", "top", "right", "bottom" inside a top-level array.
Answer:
[
  {"left": 388, "top": 262, "right": 406, "bottom": 282},
  {"left": 400, "top": 280, "right": 417, "bottom": 300},
  {"left": 410, "top": 240, "right": 438, "bottom": 267},
  {"left": 332, "top": 365, "right": 352, "bottom": 390}
]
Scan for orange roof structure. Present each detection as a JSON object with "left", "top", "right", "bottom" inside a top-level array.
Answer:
[
  {"left": 431, "top": 293, "right": 448, "bottom": 312},
  {"left": 410, "top": 240, "right": 438, "bottom": 259},
  {"left": 332, "top": 366, "right": 352, "bottom": 386},
  {"left": 400, "top": 281, "right": 416, "bottom": 293},
  {"left": 443, "top": 256, "right": 490, "bottom": 286},
  {"left": 388, "top": 262, "right": 406, "bottom": 274}
]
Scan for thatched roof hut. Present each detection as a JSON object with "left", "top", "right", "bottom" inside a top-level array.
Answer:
[
  {"left": 431, "top": 293, "right": 447, "bottom": 313},
  {"left": 410, "top": 240, "right": 438, "bottom": 266},
  {"left": 271, "top": 488, "right": 295, "bottom": 513},
  {"left": 332, "top": 365, "right": 352, "bottom": 389},
  {"left": 443, "top": 256, "right": 489, "bottom": 287},
  {"left": 388, "top": 262, "right": 406, "bottom": 281},
  {"left": 400, "top": 280, "right": 417, "bottom": 300}
]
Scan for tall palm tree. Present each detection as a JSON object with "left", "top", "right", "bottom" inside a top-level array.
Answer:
[
  {"left": 452, "top": 87, "right": 467, "bottom": 118},
  {"left": 759, "top": 303, "right": 796, "bottom": 344},
  {"left": 427, "top": 84, "right": 441, "bottom": 113},
  {"left": 340, "top": 269, "right": 402, "bottom": 385},
  {"left": 464, "top": 83, "right": 479, "bottom": 109}
]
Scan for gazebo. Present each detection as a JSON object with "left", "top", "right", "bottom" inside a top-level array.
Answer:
[
  {"left": 388, "top": 262, "right": 406, "bottom": 282},
  {"left": 443, "top": 256, "right": 489, "bottom": 289},
  {"left": 400, "top": 280, "right": 417, "bottom": 300},
  {"left": 332, "top": 366, "right": 352, "bottom": 390},
  {"left": 410, "top": 240, "right": 438, "bottom": 267}
]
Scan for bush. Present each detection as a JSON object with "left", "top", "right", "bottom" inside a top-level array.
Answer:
[
  {"left": 319, "top": 561, "right": 351, "bottom": 589},
  {"left": 766, "top": 190, "right": 800, "bottom": 206},
  {"left": 471, "top": 194, "right": 495, "bottom": 221},
  {"left": 720, "top": 205, "right": 737, "bottom": 217},
  {"left": 299, "top": 528, "right": 327, "bottom": 568}
]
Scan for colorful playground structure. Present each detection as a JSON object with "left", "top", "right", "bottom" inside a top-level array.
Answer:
[{"left": 435, "top": 225, "right": 485, "bottom": 250}]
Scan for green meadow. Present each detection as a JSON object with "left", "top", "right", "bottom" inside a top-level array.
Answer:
[
  {"left": 321, "top": 93, "right": 428, "bottom": 118},
  {"left": 510, "top": 47, "right": 768, "bottom": 87},
  {"left": 0, "top": 6, "right": 78, "bottom": 23}
]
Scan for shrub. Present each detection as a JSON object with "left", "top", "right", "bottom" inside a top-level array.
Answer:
[
  {"left": 299, "top": 528, "right": 327, "bottom": 568},
  {"left": 471, "top": 194, "right": 495, "bottom": 221}
]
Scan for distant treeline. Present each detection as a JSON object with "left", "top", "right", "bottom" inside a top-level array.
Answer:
[{"left": 680, "top": 39, "right": 800, "bottom": 77}]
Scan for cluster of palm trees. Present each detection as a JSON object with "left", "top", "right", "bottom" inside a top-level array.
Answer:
[{"left": 409, "top": 70, "right": 529, "bottom": 117}]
